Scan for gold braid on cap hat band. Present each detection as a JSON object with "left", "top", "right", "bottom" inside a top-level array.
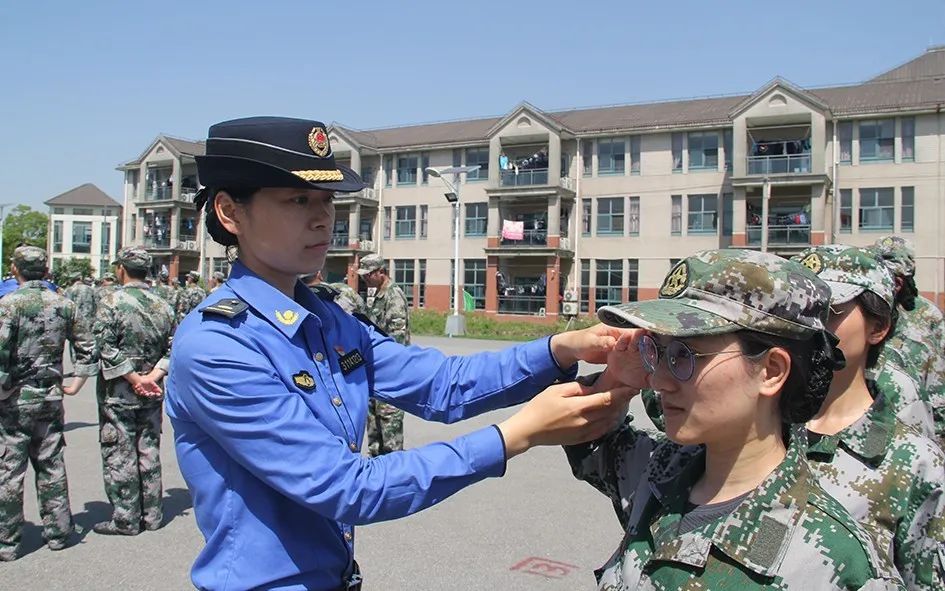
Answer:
[{"left": 293, "top": 169, "right": 344, "bottom": 182}]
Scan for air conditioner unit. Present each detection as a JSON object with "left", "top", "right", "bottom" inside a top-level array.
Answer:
[
  {"left": 562, "top": 301, "right": 579, "bottom": 316},
  {"left": 186, "top": 240, "right": 197, "bottom": 250},
  {"left": 559, "top": 237, "right": 571, "bottom": 250}
]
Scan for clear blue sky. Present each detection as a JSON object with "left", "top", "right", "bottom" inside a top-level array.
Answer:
[{"left": 1, "top": 0, "right": 943, "bottom": 210}]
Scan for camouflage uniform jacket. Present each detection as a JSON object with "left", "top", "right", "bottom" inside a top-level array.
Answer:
[
  {"left": 0, "top": 280, "right": 98, "bottom": 404},
  {"left": 328, "top": 282, "right": 369, "bottom": 317},
  {"left": 881, "top": 296, "right": 945, "bottom": 410},
  {"left": 93, "top": 281, "right": 175, "bottom": 408},
  {"left": 807, "top": 388, "right": 945, "bottom": 590},
  {"left": 366, "top": 281, "right": 410, "bottom": 345},
  {"left": 565, "top": 421, "right": 904, "bottom": 590},
  {"left": 95, "top": 284, "right": 119, "bottom": 306},
  {"left": 152, "top": 283, "right": 177, "bottom": 307},
  {"left": 176, "top": 285, "right": 207, "bottom": 321},
  {"left": 64, "top": 282, "right": 97, "bottom": 322}
]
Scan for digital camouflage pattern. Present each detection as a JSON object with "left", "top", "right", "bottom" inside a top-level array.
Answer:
[
  {"left": 11, "top": 245, "right": 47, "bottom": 276},
  {"left": 598, "top": 249, "right": 831, "bottom": 340},
  {"left": 328, "top": 282, "right": 369, "bottom": 317},
  {"left": 0, "top": 281, "right": 97, "bottom": 558},
  {"left": 365, "top": 280, "right": 410, "bottom": 456},
  {"left": 792, "top": 245, "right": 895, "bottom": 307},
  {"left": 176, "top": 284, "right": 207, "bottom": 321},
  {"left": 93, "top": 281, "right": 175, "bottom": 532},
  {"left": 869, "top": 236, "right": 915, "bottom": 279},
  {"left": 151, "top": 282, "right": 179, "bottom": 310},
  {"left": 807, "top": 388, "right": 945, "bottom": 590},
  {"left": 64, "top": 281, "right": 98, "bottom": 329},
  {"left": 356, "top": 253, "right": 386, "bottom": 276},
  {"left": 111, "top": 246, "right": 151, "bottom": 271},
  {"left": 565, "top": 422, "right": 904, "bottom": 590},
  {"left": 872, "top": 362, "right": 936, "bottom": 439}
]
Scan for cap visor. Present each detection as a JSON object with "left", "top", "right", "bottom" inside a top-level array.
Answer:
[
  {"left": 823, "top": 281, "right": 864, "bottom": 305},
  {"left": 356, "top": 268, "right": 371, "bottom": 276},
  {"left": 598, "top": 299, "right": 739, "bottom": 337}
]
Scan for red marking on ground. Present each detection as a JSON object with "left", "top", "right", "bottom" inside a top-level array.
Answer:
[{"left": 510, "top": 556, "right": 580, "bottom": 579}]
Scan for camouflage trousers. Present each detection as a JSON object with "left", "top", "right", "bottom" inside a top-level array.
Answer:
[
  {"left": 0, "top": 401, "right": 73, "bottom": 554},
  {"left": 99, "top": 404, "right": 163, "bottom": 531},
  {"left": 366, "top": 399, "right": 404, "bottom": 457}
]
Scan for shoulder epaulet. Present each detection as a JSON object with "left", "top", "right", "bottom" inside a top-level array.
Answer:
[
  {"left": 309, "top": 284, "right": 340, "bottom": 301},
  {"left": 200, "top": 298, "right": 248, "bottom": 319},
  {"left": 352, "top": 311, "right": 389, "bottom": 338}
]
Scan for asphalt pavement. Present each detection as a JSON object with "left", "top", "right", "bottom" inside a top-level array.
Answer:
[{"left": 3, "top": 335, "right": 653, "bottom": 590}]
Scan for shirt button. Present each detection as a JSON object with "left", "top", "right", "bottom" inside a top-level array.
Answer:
[
  {"left": 314, "top": 352, "right": 324, "bottom": 362},
  {"left": 343, "top": 531, "right": 353, "bottom": 542},
  {"left": 332, "top": 397, "right": 343, "bottom": 407},
  {"left": 349, "top": 442, "right": 358, "bottom": 451}
]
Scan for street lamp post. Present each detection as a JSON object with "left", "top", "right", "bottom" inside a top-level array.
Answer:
[
  {"left": 0, "top": 202, "right": 15, "bottom": 270},
  {"left": 425, "top": 165, "right": 480, "bottom": 337}
]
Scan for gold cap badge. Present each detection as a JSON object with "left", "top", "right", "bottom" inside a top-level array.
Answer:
[
  {"left": 308, "top": 127, "right": 331, "bottom": 158},
  {"left": 800, "top": 253, "right": 823, "bottom": 275},
  {"left": 660, "top": 262, "right": 689, "bottom": 298}
]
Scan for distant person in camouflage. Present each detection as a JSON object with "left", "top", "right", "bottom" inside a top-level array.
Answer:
[
  {"left": 64, "top": 274, "right": 97, "bottom": 328},
  {"left": 151, "top": 271, "right": 178, "bottom": 311},
  {"left": 95, "top": 272, "right": 118, "bottom": 304},
  {"left": 207, "top": 270, "right": 226, "bottom": 293},
  {"left": 357, "top": 254, "right": 409, "bottom": 456},
  {"left": 92, "top": 247, "right": 175, "bottom": 536},
  {"left": 795, "top": 245, "right": 945, "bottom": 589},
  {"left": 176, "top": 270, "right": 207, "bottom": 321},
  {"left": 302, "top": 271, "right": 369, "bottom": 317},
  {"left": 0, "top": 247, "right": 97, "bottom": 560},
  {"left": 566, "top": 250, "right": 903, "bottom": 590}
]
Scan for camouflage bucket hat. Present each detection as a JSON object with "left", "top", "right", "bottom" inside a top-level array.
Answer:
[
  {"left": 357, "top": 254, "right": 386, "bottom": 276},
  {"left": 12, "top": 246, "right": 47, "bottom": 275},
  {"left": 111, "top": 246, "right": 151, "bottom": 271},
  {"left": 868, "top": 235, "right": 915, "bottom": 278},
  {"left": 598, "top": 249, "right": 831, "bottom": 339},
  {"left": 792, "top": 245, "right": 894, "bottom": 307}
]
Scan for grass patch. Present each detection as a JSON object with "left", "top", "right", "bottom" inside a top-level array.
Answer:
[{"left": 411, "top": 309, "right": 598, "bottom": 341}]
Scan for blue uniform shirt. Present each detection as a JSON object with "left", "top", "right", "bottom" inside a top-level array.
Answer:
[
  {"left": 0, "top": 277, "right": 57, "bottom": 298},
  {"left": 166, "top": 261, "right": 576, "bottom": 591}
]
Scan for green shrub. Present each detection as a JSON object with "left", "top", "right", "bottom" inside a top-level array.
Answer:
[{"left": 410, "top": 309, "right": 598, "bottom": 341}]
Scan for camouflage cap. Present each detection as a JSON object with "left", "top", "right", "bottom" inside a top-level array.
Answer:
[
  {"left": 598, "top": 249, "right": 831, "bottom": 339},
  {"left": 111, "top": 246, "right": 151, "bottom": 271},
  {"left": 211, "top": 271, "right": 226, "bottom": 282},
  {"left": 792, "top": 245, "right": 894, "bottom": 307},
  {"left": 357, "top": 254, "right": 386, "bottom": 275},
  {"left": 868, "top": 235, "right": 915, "bottom": 278},
  {"left": 12, "top": 245, "right": 47, "bottom": 274},
  {"left": 186, "top": 270, "right": 201, "bottom": 280},
  {"left": 101, "top": 272, "right": 117, "bottom": 282}
]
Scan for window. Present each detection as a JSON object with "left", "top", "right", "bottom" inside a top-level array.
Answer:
[
  {"left": 53, "top": 221, "right": 63, "bottom": 253},
  {"left": 73, "top": 208, "right": 93, "bottom": 216},
  {"left": 397, "top": 154, "right": 418, "bottom": 186},
  {"left": 53, "top": 207, "right": 64, "bottom": 215},
  {"left": 361, "top": 165, "right": 375, "bottom": 187},
  {"left": 420, "top": 205, "right": 428, "bottom": 239},
  {"left": 465, "top": 202, "right": 487, "bottom": 236},
  {"left": 464, "top": 259, "right": 486, "bottom": 310},
  {"left": 418, "top": 260, "right": 427, "bottom": 307},
  {"left": 394, "top": 260, "right": 416, "bottom": 307},
  {"left": 465, "top": 147, "right": 489, "bottom": 181},
  {"left": 597, "top": 138, "right": 625, "bottom": 175},
  {"left": 901, "top": 187, "right": 914, "bottom": 232},
  {"left": 901, "top": 117, "right": 915, "bottom": 162},
  {"left": 131, "top": 214, "right": 136, "bottom": 240},
  {"left": 384, "top": 156, "right": 392, "bottom": 187},
  {"left": 452, "top": 148, "right": 462, "bottom": 168},
  {"left": 582, "top": 140, "right": 593, "bottom": 176},
  {"left": 595, "top": 260, "right": 623, "bottom": 311},
  {"left": 561, "top": 152, "right": 572, "bottom": 178},
  {"left": 839, "top": 189, "right": 852, "bottom": 233},
  {"left": 627, "top": 259, "right": 639, "bottom": 302},
  {"left": 72, "top": 221, "right": 92, "bottom": 253},
  {"left": 628, "top": 197, "right": 640, "bottom": 236},
  {"left": 629, "top": 136, "right": 641, "bottom": 175},
  {"left": 395, "top": 206, "right": 416, "bottom": 238},
  {"left": 688, "top": 132, "right": 719, "bottom": 170},
  {"left": 687, "top": 194, "right": 718, "bottom": 234},
  {"left": 672, "top": 134, "right": 683, "bottom": 172},
  {"left": 722, "top": 193, "right": 733, "bottom": 237},
  {"left": 101, "top": 222, "right": 111, "bottom": 255},
  {"left": 581, "top": 199, "right": 592, "bottom": 236},
  {"left": 212, "top": 259, "right": 231, "bottom": 276},
  {"left": 858, "top": 188, "right": 894, "bottom": 231},
  {"left": 597, "top": 197, "right": 624, "bottom": 235},
  {"left": 723, "top": 129, "right": 733, "bottom": 171},
  {"left": 383, "top": 206, "right": 391, "bottom": 240},
  {"left": 420, "top": 153, "right": 430, "bottom": 184},
  {"left": 838, "top": 121, "right": 853, "bottom": 164},
  {"left": 671, "top": 195, "right": 682, "bottom": 235},
  {"left": 859, "top": 119, "right": 895, "bottom": 162},
  {"left": 580, "top": 259, "right": 590, "bottom": 313},
  {"left": 359, "top": 217, "right": 373, "bottom": 241}
]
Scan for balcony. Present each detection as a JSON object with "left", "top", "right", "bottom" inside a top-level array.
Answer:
[
  {"left": 746, "top": 224, "right": 811, "bottom": 246},
  {"left": 747, "top": 154, "right": 811, "bottom": 175},
  {"left": 501, "top": 229, "right": 547, "bottom": 247},
  {"left": 330, "top": 232, "right": 349, "bottom": 248},
  {"left": 501, "top": 168, "right": 548, "bottom": 187},
  {"left": 498, "top": 294, "right": 546, "bottom": 316},
  {"left": 142, "top": 186, "right": 199, "bottom": 204},
  {"left": 144, "top": 236, "right": 171, "bottom": 249}
]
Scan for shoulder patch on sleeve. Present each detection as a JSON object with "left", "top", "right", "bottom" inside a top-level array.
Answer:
[
  {"left": 309, "top": 284, "right": 339, "bottom": 301},
  {"left": 352, "top": 311, "right": 389, "bottom": 338},
  {"left": 200, "top": 298, "right": 248, "bottom": 319}
]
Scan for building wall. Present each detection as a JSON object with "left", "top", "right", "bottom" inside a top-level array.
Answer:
[{"left": 47, "top": 206, "right": 121, "bottom": 277}]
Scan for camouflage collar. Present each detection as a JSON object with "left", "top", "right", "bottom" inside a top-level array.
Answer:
[
  {"left": 21, "top": 280, "right": 47, "bottom": 290},
  {"left": 809, "top": 385, "right": 894, "bottom": 466},
  {"left": 648, "top": 426, "right": 811, "bottom": 578},
  {"left": 121, "top": 280, "right": 151, "bottom": 290}
]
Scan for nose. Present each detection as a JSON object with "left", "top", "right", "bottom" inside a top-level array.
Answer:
[
  {"left": 309, "top": 196, "right": 334, "bottom": 230},
  {"left": 646, "top": 357, "right": 679, "bottom": 393}
]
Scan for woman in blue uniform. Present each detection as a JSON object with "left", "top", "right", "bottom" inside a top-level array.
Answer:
[{"left": 164, "top": 116, "right": 634, "bottom": 591}]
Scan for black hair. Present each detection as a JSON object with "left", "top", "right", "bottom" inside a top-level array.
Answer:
[
  {"left": 895, "top": 274, "right": 918, "bottom": 312},
  {"left": 17, "top": 266, "right": 45, "bottom": 281},
  {"left": 203, "top": 187, "right": 260, "bottom": 251},
  {"left": 123, "top": 266, "right": 148, "bottom": 281},
  {"left": 856, "top": 291, "right": 897, "bottom": 369},
  {"left": 735, "top": 331, "right": 843, "bottom": 424}
]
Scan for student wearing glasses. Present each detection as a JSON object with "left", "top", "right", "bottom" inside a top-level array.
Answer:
[{"left": 564, "top": 249, "right": 904, "bottom": 590}]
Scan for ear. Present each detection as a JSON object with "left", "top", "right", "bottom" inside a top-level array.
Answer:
[
  {"left": 757, "top": 347, "right": 791, "bottom": 399},
  {"left": 214, "top": 190, "right": 244, "bottom": 237},
  {"left": 894, "top": 276, "right": 903, "bottom": 296},
  {"left": 865, "top": 314, "right": 891, "bottom": 345}
]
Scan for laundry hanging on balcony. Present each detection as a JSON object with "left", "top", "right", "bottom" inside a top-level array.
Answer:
[{"left": 502, "top": 220, "right": 524, "bottom": 240}]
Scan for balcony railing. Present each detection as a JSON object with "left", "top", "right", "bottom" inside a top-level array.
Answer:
[
  {"left": 498, "top": 295, "right": 546, "bottom": 316},
  {"left": 500, "top": 168, "right": 548, "bottom": 187},
  {"left": 142, "top": 186, "right": 199, "bottom": 203},
  {"left": 500, "top": 229, "right": 547, "bottom": 247},
  {"left": 144, "top": 236, "right": 171, "bottom": 248},
  {"left": 331, "top": 233, "right": 350, "bottom": 248},
  {"left": 746, "top": 224, "right": 811, "bottom": 246},
  {"left": 746, "top": 154, "right": 811, "bottom": 175}
]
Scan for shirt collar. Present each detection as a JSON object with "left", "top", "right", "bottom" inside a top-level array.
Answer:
[
  {"left": 121, "top": 280, "right": 151, "bottom": 290},
  {"left": 648, "top": 425, "right": 811, "bottom": 578},
  {"left": 226, "top": 260, "right": 326, "bottom": 338},
  {"left": 835, "top": 384, "right": 894, "bottom": 465}
]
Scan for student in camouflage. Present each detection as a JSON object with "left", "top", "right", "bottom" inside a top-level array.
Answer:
[
  {"left": 302, "top": 270, "right": 370, "bottom": 317},
  {"left": 565, "top": 249, "right": 904, "bottom": 590},
  {"left": 64, "top": 274, "right": 97, "bottom": 326},
  {"left": 0, "top": 247, "right": 97, "bottom": 560},
  {"left": 207, "top": 270, "right": 226, "bottom": 293},
  {"left": 793, "top": 244, "right": 945, "bottom": 589},
  {"left": 357, "top": 254, "right": 409, "bottom": 456},
  {"left": 151, "top": 270, "right": 177, "bottom": 309},
  {"left": 92, "top": 246, "right": 175, "bottom": 536},
  {"left": 176, "top": 270, "right": 207, "bottom": 321}
]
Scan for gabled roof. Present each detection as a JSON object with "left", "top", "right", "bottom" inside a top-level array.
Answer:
[
  {"left": 811, "top": 76, "right": 945, "bottom": 115},
  {"left": 870, "top": 46, "right": 945, "bottom": 82},
  {"left": 487, "top": 102, "right": 568, "bottom": 137},
  {"left": 119, "top": 134, "right": 205, "bottom": 168},
  {"left": 729, "top": 77, "right": 829, "bottom": 118},
  {"left": 44, "top": 183, "right": 121, "bottom": 208}
]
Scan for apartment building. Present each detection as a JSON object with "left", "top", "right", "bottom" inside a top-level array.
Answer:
[
  {"left": 45, "top": 183, "right": 122, "bottom": 276},
  {"left": 120, "top": 47, "right": 945, "bottom": 317}
]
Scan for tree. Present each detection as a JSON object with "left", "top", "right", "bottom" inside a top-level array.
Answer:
[
  {"left": 52, "top": 257, "right": 94, "bottom": 287},
  {"left": 2, "top": 205, "right": 48, "bottom": 266}
]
